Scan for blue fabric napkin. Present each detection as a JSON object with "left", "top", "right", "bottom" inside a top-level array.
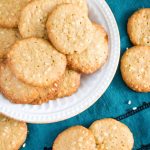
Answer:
[{"left": 21, "top": 0, "right": 150, "bottom": 150}]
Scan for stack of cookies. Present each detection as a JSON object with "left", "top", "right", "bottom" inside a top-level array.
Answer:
[
  {"left": 121, "top": 8, "right": 150, "bottom": 92},
  {"left": 0, "top": 0, "right": 108, "bottom": 105}
]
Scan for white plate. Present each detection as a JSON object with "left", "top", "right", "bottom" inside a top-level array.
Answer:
[{"left": 0, "top": 0, "right": 120, "bottom": 123}]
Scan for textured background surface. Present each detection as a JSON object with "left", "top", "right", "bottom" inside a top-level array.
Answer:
[{"left": 22, "top": 0, "right": 150, "bottom": 149}]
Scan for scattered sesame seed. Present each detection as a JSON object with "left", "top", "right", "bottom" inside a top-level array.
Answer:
[
  {"left": 128, "top": 100, "right": 132, "bottom": 105},
  {"left": 132, "top": 107, "right": 137, "bottom": 110},
  {"left": 22, "top": 143, "right": 26, "bottom": 148}
]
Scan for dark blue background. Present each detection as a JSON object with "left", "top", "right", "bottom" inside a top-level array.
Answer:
[{"left": 22, "top": 0, "right": 150, "bottom": 149}]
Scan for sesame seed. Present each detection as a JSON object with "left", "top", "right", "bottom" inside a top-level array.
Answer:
[
  {"left": 22, "top": 143, "right": 26, "bottom": 148},
  {"left": 132, "top": 107, "right": 137, "bottom": 110},
  {"left": 128, "top": 100, "right": 132, "bottom": 105}
]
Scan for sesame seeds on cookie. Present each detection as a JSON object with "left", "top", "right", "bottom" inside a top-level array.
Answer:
[
  {"left": 7, "top": 38, "right": 67, "bottom": 87},
  {"left": 121, "top": 46, "right": 150, "bottom": 92},
  {"left": 46, "top": 4, "right": 93, "bottom": 54},
  {"left": 67, "top": 23, "right": 108, "bottom": 74}
]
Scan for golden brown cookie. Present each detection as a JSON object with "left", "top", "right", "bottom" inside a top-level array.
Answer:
[
  {"left": 0, "top": 114, "right": 27, "bottom": 150},
  {"left": 7, "top": 38, "right": 67, "bottom": 87},
  {"left": 31, "top": 82, "right": 59, "bottom": 105},
  {"left": 46, "top": 4, "right": 93, "bottom": 54},
  {"left": 127, "top": 8, "right": 150, "bottom": 46},
  {"left": 19, "top": 0, "right": 88, "bottom": 39},
  {"left": 121, "top": 46, "right": 150, "bottom": 92},
  {"left": 57, "top": 69, "right": 81, "bottom": 98},
  {"left": 0, "top": 0, "right": 31, "bottom": 28},
  {"left": 0, "top": 62, "right": 59, "bottom": 105},
  {"left": 0, "top": 63, "right": 39, "bottom": 104},
  {"left": 53, "top": 126, "right": 97, "bottom": 150},
  {"left": 0, "top": 28, "right": 21, "bottom": 59},
  {"left": 90, "top": 118, "right": 134, "bottom": 150},
  {"left": 67, "top": 23, "right": 108, "bottom": 74}
]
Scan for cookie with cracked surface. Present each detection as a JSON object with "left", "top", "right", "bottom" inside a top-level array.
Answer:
[
  {"left": 7, "top": 38, "right": 67, "bottom": 87},
  {"left": 0, "top": 114, "right": 27, "bottom": 150},
  {"left": 67, "top": 23, "right": 108, "bottom": 74},
  {"left": 0, "top": 28, "right": 21, "bottom": 59},
  {"left": 121, "top": 46, "right": 150, "bottom": 92},
  {"left": 46, "top": 4, "right": 93, "bottom": 54},
  {"left": 53, "top": 126, "right": 97, "bottom": 150},
  {"left": 57, "top": 69, "right": 81, "bottom": 98},
  {"left": 19, "top": 0, "right": 88, "bottom": 39},
  {"left": 90, "top": 118, "right": 134, "bottom": 150},
  {"left": 127, "top": 8, "right": 150, "bottom": 46},
  {"left": 0, "top": 0, "right": 31, "bottom": 28}
]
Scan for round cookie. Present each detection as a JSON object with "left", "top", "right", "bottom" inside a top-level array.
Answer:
[
  {"left": 0, "top": 114, "right": 27, "bottom": 150},
  {"left": 127, "top": 8, "right": 150, "bottom": 46},
  {"left": 0, "top": 0, "right": 31, "bottom": 28},
  {"left": 7, "top": 38, "right": 67, "bottom": 87},
  {"left": 121, "top": 46, "right": 150, "bottom": 92},
  {"left": 46, "top": 4, "right": 93, "bottom": 54},
  {"left": 57, "top": 69, "right": 81, "bottom": 98},
  {"left": 0, "top": 63, "right": 59, "bottom": 104},
  {"left": 53, "top": 126, "right": 97, "bottom": 150},
  {"left": 19, "top": 0, "right": 88, "bottom": 39},
  {"left": 67, "top": 23, "right": 108, "bottom": 74},
  {"left": 0, "top": 28, "right": 21, "bottom": 59},
  {"left": 90, "top": 118, "right": 134, "bottom": 150},
  {"left": 0, "top": 63, "right": 39, "bottom": 104}
]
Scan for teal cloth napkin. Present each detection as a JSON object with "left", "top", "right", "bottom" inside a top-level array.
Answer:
[{"left": 22, "top": 0, "right": 150, "bottom": 150}]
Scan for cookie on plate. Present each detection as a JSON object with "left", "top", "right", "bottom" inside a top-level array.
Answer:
[
  {"left": 0, "top": 28, "right": 21, "bottom": 59},
  {"left": 57, "top": 69, "right": 81, "bottom": 98},
  {"left": 46, "top": 4, "right": 93, "bottom": 54},
  {"left": 19, "top": 0, "right": 88, "bottom": 39},
  {"left": 90, "top": 118, "right": 134, "bottom": 150},
  {"left": 53, "top": 126, "right": 97, "bottom": 150},
  {"left": 127, "top": 8, "right": 150, "bottom": 46},
  {"left": 67, "top": 23, "right": 108, "bottom": 74},
  {"left": 31, "top": 82, "right": 59, "bottom": 105},
  {"left": 0, "top": 114, "right": 27, "bottom": 150},
  {"left": 0, "top": 63, "right": 39, "bottom": 104},
  {"left": 7, "top": 38, "right": 67, "bottom": 87},
  {"left": 0, "top": 0, "right": 31, "bottom": 28},
  {"left": 121, "top": 46, "right": 150, "bottom": 92}
]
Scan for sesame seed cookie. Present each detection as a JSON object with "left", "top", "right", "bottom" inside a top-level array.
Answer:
[
  {"left": 90, "top": 118, "right": 134, "bottom": 150},
  {"left": 53, "top": 126, "right": 97, "bottom": 150},
  {"left": 46, "top": 4, "right": 93, "bottom": 54},
  {"left": 19, "top": 0, "right": 88, "bottom": 39},
  {"left": 0, "top": 114, "right": 27, "bottom": 150},
  {"left": 67, "top": 23, "right": 108, "bottom": 74},
  {"left": 31, "top": 82, "right": 59, "bottom": 105},
  {"left": 57, "top": 69, "right": 81, "bottom": 98},
  {"left": 127, "top": 8, "right": 150, "bottom": 46},
  {"left": 121, "top": 46, "right": 150, "bottom": 92},
  {"left": 0, "top": 62, "right": 59, "bottom": 104},
  {"left": 0, "top": 63, "right": 39, "bottom": 104},
  {"left": 0, "top": 0, "right": 31, "bottom": 28},
  {"left": 7, "top": 38, "right": 67, "bottom": 87},
  {"left": 0, "top": 28, "right": 21, "bottom": 59}
]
